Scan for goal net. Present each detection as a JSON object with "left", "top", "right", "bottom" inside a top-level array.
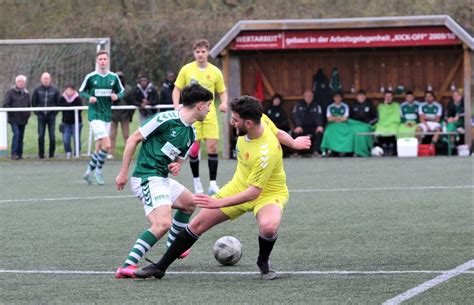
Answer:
[{"left": 0, "top": 38, "right": 110, "bottom": 98}]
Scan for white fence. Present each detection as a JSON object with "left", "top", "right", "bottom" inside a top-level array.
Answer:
[{"left": 0, "top": 105, "right": 174, "bottom": 157}]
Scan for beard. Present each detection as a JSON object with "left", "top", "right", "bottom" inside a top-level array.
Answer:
[{"left": 235, "top": 126, "right": 248, "bottom": 136}]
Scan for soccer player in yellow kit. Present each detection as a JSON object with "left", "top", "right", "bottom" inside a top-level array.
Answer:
[
  {"left": 172, "top": 39, "right": 228, "bottom": 195},
  {"left": 135, "top": 96, "right": 311, "bottom": 280}
]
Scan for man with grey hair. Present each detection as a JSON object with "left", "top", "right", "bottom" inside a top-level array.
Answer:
[
  {"left": 32, "top": 72, "right": 60, "bottom": 158},
  {"left": 3, "top": 75, "right": 31, "bottom": 160}
]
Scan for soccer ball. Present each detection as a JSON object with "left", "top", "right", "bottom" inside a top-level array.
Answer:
[
  {"left": 371, "top": 146, "right": 384, "bottom": 157},
  {"left": 213, "top": 236, "right": 242, "bottom": 266}
]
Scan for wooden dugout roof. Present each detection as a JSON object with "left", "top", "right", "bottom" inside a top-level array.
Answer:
[{"left": 210, "top": 15, "right": 473, "bottom": 57}]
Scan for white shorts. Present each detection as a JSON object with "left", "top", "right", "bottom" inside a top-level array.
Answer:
[
  {"left": 418, "top": 121, "right": 441, "bottom": 132},
  {"left": 90, "top": 120, "right": 111, "bottom": 140},
  {"left": 130, "top": 176, "right": 185, "bottom": 216}
]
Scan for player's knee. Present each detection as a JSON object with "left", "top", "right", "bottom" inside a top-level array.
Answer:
[
  {"left": 258, "top": 220, "right": 279, "bottom": 238},
  {"left": 189, "top": 142, "right": 200, "bottom": 158},
  {"left": 180, "top": 204, "right": 196, "bottom": 215},
  {"left": 150, "top": 219, "right": 172, "bottom": 236},
  {"left": 207, "top": 142, "right": 218, "bottom": 154}
]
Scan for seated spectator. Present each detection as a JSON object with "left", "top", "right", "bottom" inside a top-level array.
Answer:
[
  {"left": 350, "top": 89, "right": 377, "bottom": 125},
  {"left": 3, "top": 75, "right": 30, "bottom": 160},
  {"left": 266, "top": 93, "right": 290, "bottom": 132},
  {"left": 375, "top": 91, "right": 400, "bottom": 156},
  {"left": 445, "top": 89, "right": 465, "bottom": 145},
  {"left": 398, "top": 90, "right": 420, "bottom": 138},
  {"left": 417, "top": 90, "right": 442, "bottom": 145},
  {"left": 326, "top": 91, "right": 349, "bottom": 123},
  {"left": 292, "top": 90, "right": 324, "bottom": 157},
  {"left": 134, "top": 75, "right": 159, "bottom": 123},
  {"left": 109, "top": 72, "right": 134, "bottom": 159},
  {"left": 58, "top": 84, "right": 83, "bottom": 159}
]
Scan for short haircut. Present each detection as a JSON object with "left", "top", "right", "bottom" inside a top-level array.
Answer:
[
  {"left": 333, "top": 90, "right": 343, "bottom": 98},
  {"left": 193, "top": 39, "right": 210, "bottom": 50},
  {"left": 425, "top": 90, "right": 435, "bottom": 97},
  {"left": 65, "top": 84, "right": 76, "bottom": 90},
  {"left": 96, "top": 50, "right": 109, "bottom": 58},
  {"left": 356, "top": 89, "right": 366, "bottom": 95},
  {"left": 384, "top": 90, "right": 393, "bottom": 95},
  {"left": 230, "top": 95, "right": 263, "bottom": 124},
  {"left": 271, "top": 93, "right": 283, "bottom": 103},
  {"left": 406, "top": 90, "right": 414, "bottom": 95},
  {"left": 181, "top": 83, "right": 213, "bottom": 107},
  {"left": 15, "top": 75, "right": 27, "bottom": 82}
]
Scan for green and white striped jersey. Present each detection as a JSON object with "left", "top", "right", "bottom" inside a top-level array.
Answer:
[
  {"left": 419, "top": 101, "right": 442, "bottom": 121},
  {"left": 326, "top": 102, "right": 349, "bottom": 117},
  {"left": 400, "top": 101, "right": 420, "bottom": 123},
  {"left": 132, "top": 111, "right": 196, "bottom": 179},
  {"left": 79, "top": 71, "right": 124, "bottom": 122}
]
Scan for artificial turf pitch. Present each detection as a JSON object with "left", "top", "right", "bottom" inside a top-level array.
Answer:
[{"left": 0, "top": 157, "right": 472, "bottom": 304}]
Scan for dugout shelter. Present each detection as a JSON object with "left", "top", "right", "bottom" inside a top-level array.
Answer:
[{"left": 210, "top": 15, "right": 474, "bottom": 158}]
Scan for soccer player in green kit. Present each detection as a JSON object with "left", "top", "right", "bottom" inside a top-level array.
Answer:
[
  {"left": 114, "top": 84, "right": 213, "bottom": 278},
  {"left": 80, "top": 51, "right": 124, "bottom": 185}
]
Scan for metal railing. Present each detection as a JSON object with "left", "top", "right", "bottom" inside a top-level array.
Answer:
[{"left": 0, "top": 105, "right": 174, "bottom": 157}]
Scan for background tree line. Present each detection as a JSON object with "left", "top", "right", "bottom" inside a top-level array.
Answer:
[{"left": 0, "top": 0, "right": 472, "bottom": 85}]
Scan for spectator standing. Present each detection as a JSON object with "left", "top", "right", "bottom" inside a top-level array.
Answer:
[
  {"left": 32, "top": 72, "right": 60, "bottom": 158},
  {"left": 292, "top": 90, "right": 324, "bottom": 157},
  {"left": 134, "top": 75, "right": 159, "bottom": 124},
  {"left": 58, "top": 84, "right": 83, "bottom": 159},
  {"left": 109, "top": 72, "right": 134, "bottom": 159},
  {"left": 3, "top": 75, "right": 30, "bottom": 160},
  {"left": 350, "top": 89, "right": 377, "bottom": 125},
  {"left": 159, "top": 71, "right": 175, "bottom": 106}
]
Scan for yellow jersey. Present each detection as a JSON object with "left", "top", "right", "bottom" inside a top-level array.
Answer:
[
  {"left": 229, "top": 114, "right": 288, "bottom": 196},
  {"left": 174, "top": 61, "right": 226, "bottom": 105}
]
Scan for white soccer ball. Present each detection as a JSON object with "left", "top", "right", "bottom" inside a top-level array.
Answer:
[
  {"left": 371, "top": 146, "right": 384, "bottom": 157},
  {"left": 213, "top": 236, "right": 242, "bottom": 266}
]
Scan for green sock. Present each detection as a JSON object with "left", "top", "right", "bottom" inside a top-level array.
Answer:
[
  {"left": 166, "top": 210, "right": 192, "bottom": 248},
  {"left": 123, "top": 229, "right": 158, "bottom": 267}
]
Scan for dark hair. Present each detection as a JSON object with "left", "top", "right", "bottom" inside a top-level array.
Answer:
[
  {"left": 181, "top": 83, "right": 213, "bottom": 107},
  {"left": 406, "top": 90, "right": 414, "bottom": 95},
  {"left": 425, "top": 90, "right": 435, "bottom": 97},
  {"left": 96, "top": 50, "right": 109, "bottom": 58},
  {"left": 193, "top": 39, "right": 210, "bottom": 50},
  {"left": 271, "top": 93, "right": 284, "bottom": 103},
  {"left": 356, "top": 89, "right": 366, "bottom": 95},
  {"left": 333, "top": 90, "right": 343, "bottom": 98},
  {"left": 230, "top": 95, "right": 263, "bottom": 123},
  {"left": 384, "top": 90, "right": 393, "bottom": 95},
  {"left": 64, "top": 84, "right": 75, "bottom": 90}
]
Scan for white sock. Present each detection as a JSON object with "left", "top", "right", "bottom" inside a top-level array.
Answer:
[
  {"left": 96, "top": 168, "right": 102, "bottom": 174},
  {"left": 193, "top": 177, "right": 201, "bottom": 184},
  {"left": 210, "top": 180, "right": 218, "bottom": 189}
]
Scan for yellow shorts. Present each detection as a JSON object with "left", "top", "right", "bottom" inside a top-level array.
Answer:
[
  {"left": 194, "top": 111, "right": 219, "bottom": 140},
  {"left": 217, "top": 184, "right": 289, "bottom": 220}
]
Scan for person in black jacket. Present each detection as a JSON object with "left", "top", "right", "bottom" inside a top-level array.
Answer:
[
  {"left": 32, "top": 72, "right": 60, "bottom": 158},
  {"left": 134, "top": 75, "right": 159, "bottom": 124},
  {"left": 445, "top": 90, "right": 465, "bottom": 145},
  {"left": 292, "top": 90, "right": 324, "bottom": 157},
  {"left": 265, "top": 94, "right": 290, "bottom": 132},
  {"left": 159, "top": 71, "right": 175, "bottom": 106},
  {"left": 3, "top": 75, "right": 31, "bottom": 160},
  {"left": 58, "top": 84, "right": 83, "bottom": 159},
  {"left": 350, "top": 89, "right": 378, "bottom": 125}
]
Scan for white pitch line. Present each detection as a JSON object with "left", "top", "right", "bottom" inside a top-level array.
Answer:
[
  {"left": 0, "top": 269, "right": 474, "bottom": 276},
  {"left": 382, "top": 259, "right": 474, "bottom": 305},
  {"left": 1, "top": 185, "right": 472, "bottom": 204}
]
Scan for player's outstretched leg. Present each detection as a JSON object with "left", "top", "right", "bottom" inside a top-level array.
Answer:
[
  {"left": 166, "top": 210, "right": 193, "bottom": 259},
  {"left": 116, "top": 206, "right": 171, "bottom": 279},
  {"left": 256, "top": 204, "right": 282, "bottom": 280}
]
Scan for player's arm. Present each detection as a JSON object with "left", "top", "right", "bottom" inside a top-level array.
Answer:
[
  {"left": 168, "top": 158, "right": 185, "bottom": 177},
  {"left": 172, "top": 86, "right": 181, "bottom": 110},
  {"left": 79, "top": 74, "right": 94, "bottom": 103},
  {"left": 194, "top": 185, "right": 262, "bottom": 209},
  {"left": 116, "top": 130, "right": 144, "bottom": 190},
  {"left": 218, "top": 91, "right": 228, "bottom": 112},
  {"left": 276, "top": 129, "right": 311, "bottom": 150}
]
